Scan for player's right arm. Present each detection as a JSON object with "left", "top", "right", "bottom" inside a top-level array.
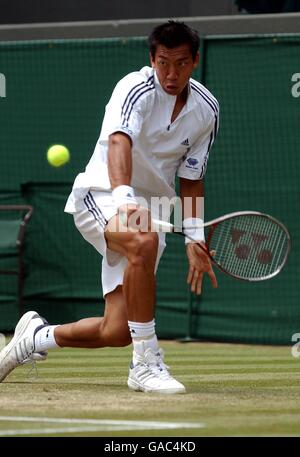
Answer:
[
  {"left": 108, "top": 132, "right": 132, "bottom": 188},
  {"left": 108, "top": 133, "right": 151, "bottom": 231},
  {"left": 108, "top": 132, "right": 139, "bottom": 225},
  {"left": 104, "top": 70, "right": 154, "bottom": 228}
]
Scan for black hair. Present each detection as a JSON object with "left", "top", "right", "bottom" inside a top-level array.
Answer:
[{"left": 148, "top": 20, "right": 200, "bottom": 61}]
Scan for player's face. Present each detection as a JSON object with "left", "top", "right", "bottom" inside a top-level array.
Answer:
[{"left": 150, "top": 44, "right": 199, "bottom": 96}]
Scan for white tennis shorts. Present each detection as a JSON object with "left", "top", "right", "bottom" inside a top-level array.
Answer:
[{"left": 73, "top": 190, "right": 166, "bottom": 297}]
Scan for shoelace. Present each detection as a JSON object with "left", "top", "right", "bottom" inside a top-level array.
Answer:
[
  {"left": 22, "top": 351, "right": 48, "bottom": 364},
  {"left": 22, "top": 351, "right": 48, "bottom": 380},
  {"left": 145, "top": 349, "right": 174, "bottom": 381},
  {"left": 20, "top": 347, "right": 47, "bottom": 380},
  {"left": 18, "top": 345, "right": 37, "bottom": 380},
  {"left": 25, "top": 359, "right": 38, "bottom": 380}
]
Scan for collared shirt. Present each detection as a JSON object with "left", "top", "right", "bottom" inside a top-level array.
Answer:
[{"left": 65, "top": 66, "right": 219, "bottom": 213}]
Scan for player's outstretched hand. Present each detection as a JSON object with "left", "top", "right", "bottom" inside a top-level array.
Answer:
[{"left": 186, "top": 242, "right": 218, "bottom": 295}]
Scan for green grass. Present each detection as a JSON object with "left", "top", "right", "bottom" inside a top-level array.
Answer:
[{"left": 1, "top": 341, "right": 300, "bottom": 437}]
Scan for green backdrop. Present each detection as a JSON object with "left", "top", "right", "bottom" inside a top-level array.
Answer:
[{"left": 0, "top": 36, "right": 299, "bottom": 344}]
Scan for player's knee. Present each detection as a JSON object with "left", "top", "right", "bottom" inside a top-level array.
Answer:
[
  {"left": 103, "top": 324, "right": 131, "bottom": 347},
  {"left": 114, "top": 332, "right": 132, "bottom": 347},
  {"left": 128, "top": 232, "right": 158, "bottom": 267}
]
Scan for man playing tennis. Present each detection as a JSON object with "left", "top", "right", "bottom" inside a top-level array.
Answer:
[{"left": 0, "top": 21, "right": 219, "bottom": 393}]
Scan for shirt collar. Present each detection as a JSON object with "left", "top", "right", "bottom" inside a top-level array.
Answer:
[
  {"left": 153, "top": 70, "right": 176, "bottom": 100},
  {"left": 153, "top": 70, "right": 195, "bottom": 109}
]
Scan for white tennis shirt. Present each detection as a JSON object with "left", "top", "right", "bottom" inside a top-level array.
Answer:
[{"left": 65, "top": 66, "right": 219, "bottom": 213}]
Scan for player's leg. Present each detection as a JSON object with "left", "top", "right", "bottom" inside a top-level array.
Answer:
[
  {"left": 0, "top": 200, "right": 156, "bottom": 380},
  {"left": 53, "top": 285, "right": 131, "bottom": 348},
  {"left": 104, "top": 215, "right": 186, "bottom": 394},
  {"left": 0, "top": 286, "right": 131, "bottom": 382},
  {"left": 104, "top": 213, "right": 158, "bottom": 323},
  {"left": 0, "top": 190, "right": 185, "bottom": 392}
]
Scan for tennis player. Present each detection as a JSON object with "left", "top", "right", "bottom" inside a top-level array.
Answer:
[{"left": 0, "top": 21, "right": 219, "bottom": 393}]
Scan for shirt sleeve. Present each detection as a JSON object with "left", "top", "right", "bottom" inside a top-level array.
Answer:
[
  {"left": 99, "top": 74, "right": 153, "bottom": 144},
  {"left": 177, "top": 110, "right": 219, "bottom": 180}
]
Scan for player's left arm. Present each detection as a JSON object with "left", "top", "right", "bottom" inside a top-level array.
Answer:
[{"left": 179, "top": 178, "right": 218, "bottom": 295}]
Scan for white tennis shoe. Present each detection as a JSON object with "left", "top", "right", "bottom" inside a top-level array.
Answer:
[
  {"left": 127, "top": 347, "right": 186, "bottom": 394},
  {"left": 0, "top": 311, "right": 48, "bottom": 382}
]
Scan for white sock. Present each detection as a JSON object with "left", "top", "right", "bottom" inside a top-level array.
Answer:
[
  {"left": 128, "top": 319, "right": 156, "bottom": 339},
  {"left": 128, "top": 319, "right": 159, "bottom": 365},
  {"left": 34, "top": 325, "right": 60, "bottom": 352}
]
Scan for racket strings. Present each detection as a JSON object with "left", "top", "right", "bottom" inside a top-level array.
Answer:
[{"left": 208, "top": 215, "right": 289, "bottom": 280}]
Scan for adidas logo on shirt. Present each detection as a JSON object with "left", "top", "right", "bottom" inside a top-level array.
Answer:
[{"left": 181, "top": 138, "right": 190, "bottom": 147}]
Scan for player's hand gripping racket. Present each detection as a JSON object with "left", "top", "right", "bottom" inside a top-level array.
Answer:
[{"left": 152, "top": 211, "right": 291, "bottom": 281}]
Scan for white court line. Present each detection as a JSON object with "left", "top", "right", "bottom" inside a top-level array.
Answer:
[{"left": 0, "top": 416, "right": 205, "bottom": 436}]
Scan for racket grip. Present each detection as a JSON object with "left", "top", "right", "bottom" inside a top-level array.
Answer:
[{"left": 183, "top": 217, "right": 205, "bottom": 243}]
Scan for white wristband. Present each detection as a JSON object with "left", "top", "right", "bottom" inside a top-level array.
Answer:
[
  {"left": 183, "top": 217, "right": 205, "bottom": 244},
  {"left": 112, "top": 185, "right": 138, "bottom": 209}
]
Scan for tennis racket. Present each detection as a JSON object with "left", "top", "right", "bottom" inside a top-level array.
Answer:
[{"left": 152, "top": 211, "right": 291, "bottom": 282}]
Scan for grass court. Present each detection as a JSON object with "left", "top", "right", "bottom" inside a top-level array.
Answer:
[{"left": 0, "top": 341, "right": 299, "bottom": 437}]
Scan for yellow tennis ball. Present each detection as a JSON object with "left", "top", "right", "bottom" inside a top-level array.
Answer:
[{"left": 47, "top": 144, "right": 70, "bottom": 167}]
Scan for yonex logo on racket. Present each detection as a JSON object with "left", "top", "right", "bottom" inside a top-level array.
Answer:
[
  {"left": 0, "top": 73, "right": 6, "bottom": 98},
  {"left": 231, "top": 228, "right": 273, "bottom": 265}
]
